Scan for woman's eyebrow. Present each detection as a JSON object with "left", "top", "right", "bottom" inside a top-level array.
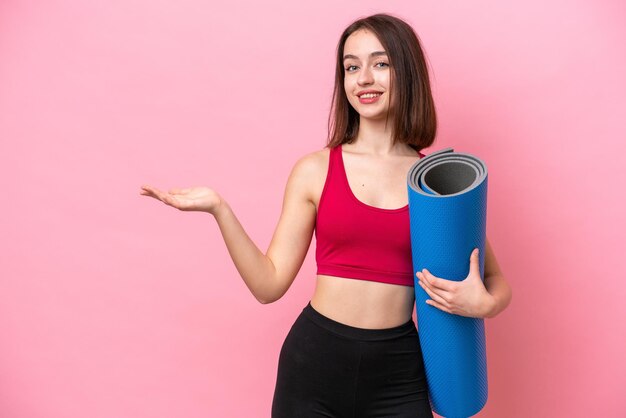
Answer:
[{"left": 343, "top": 51, "right": 388, "bottom": 61}]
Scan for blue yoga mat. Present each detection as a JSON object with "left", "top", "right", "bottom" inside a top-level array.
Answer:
[{"left": 406, "top": 148, "right": 489, "bottom": 418}]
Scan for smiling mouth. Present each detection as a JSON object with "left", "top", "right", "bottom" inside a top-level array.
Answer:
[
  {"left": 357, "top": 92, "right": 382, "bottom": 99},
  {"left": 358, "top": 93, "right": 383, "bottom": 98}
]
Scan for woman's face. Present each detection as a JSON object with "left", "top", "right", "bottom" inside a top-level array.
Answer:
[{"left": 343, "top": 29, "right": 393, "bottom": 121}]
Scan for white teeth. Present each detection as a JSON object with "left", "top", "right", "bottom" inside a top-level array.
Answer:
[{"left": 360, "top": 93, "right": 382, "bottom": 99}]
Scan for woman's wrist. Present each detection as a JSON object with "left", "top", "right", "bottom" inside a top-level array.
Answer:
[{"left": 211, "top": 197, "right": 229, "bottom": 219}]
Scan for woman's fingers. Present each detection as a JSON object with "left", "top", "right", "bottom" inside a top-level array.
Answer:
[
  {"left": 140, "top": 185, "right": 161, "bottom": 199},
  {"left": 418, "top": 279, "right": 450, "bottom": 308},
  {"left": 140, "top": 185, "right": 156, "bottom": 193},
  {"left": 139, "top": 185, "right": 155, "bottom": 198},
  {"left": 140, "top": 185, "right": 177, "bottom": 207}
]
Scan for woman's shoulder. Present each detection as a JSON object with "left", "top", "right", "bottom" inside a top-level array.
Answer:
[
  {"left": 291, "top": 147, "right": 331, "bottom": 175},
  {"left": 287, "top": 147, "right": 332, "bottom": 202}
]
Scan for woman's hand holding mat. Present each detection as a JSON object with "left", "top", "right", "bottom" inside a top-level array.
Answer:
[{"left": 416, "top": 248, "right": 496, "bottom": 318}]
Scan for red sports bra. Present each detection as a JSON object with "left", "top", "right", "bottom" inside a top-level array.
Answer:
[{"left": 315, "top": 144, "right": 425, "bottom": 287}]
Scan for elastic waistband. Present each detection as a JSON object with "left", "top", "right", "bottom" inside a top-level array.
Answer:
[{"left": 302, "top": 301, "right": 416, "bottom": 342}]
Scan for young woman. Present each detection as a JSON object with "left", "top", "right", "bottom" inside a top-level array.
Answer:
[{"left": 140, "top": 13, "right": 512, "bottom": 418}]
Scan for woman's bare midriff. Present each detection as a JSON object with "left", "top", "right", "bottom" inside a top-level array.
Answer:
[{"left": 310, "top": 274, "right": 416, "bottom": 329}]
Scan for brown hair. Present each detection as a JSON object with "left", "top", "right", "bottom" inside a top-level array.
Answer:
[{"left": 327, "top": 13, "right": 437, "bottom": 153}]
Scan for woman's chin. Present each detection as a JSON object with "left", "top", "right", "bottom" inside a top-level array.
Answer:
[{"left": 358, "top": 111, "right": 390, "bottom": 121}]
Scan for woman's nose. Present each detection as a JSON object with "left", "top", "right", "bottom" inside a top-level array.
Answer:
[{"left": 357, "top": 66, "right": 374, "bottom": 85}]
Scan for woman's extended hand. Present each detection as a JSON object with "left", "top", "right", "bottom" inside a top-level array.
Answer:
[
  {"left": 139, "top": 185, "right": 223, "bottom": 215},
  {"left": 416, "top": 249, "right": 496, "bottom": 318}
]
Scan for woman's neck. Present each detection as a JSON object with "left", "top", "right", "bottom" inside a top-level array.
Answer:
[
  {"left": 353, "top": 116, "right": 396, "bottom": 155},
  {"left": 352, "top": 116, "right": 417, "bottom": 157}
]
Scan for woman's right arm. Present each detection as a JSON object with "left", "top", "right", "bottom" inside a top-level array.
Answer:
[
  {"left": 141, "top": 152, "right": 319, "bottom": 304},
  {"left": 212, "top": 154, "right": 318, "bottom": 303}
]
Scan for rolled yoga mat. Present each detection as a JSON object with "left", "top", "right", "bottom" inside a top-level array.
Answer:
[{"left": 406, "top": 148, "right": 489, "bottom": 418}]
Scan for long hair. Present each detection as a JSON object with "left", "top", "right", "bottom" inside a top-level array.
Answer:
[{"left": 327, "top": 13, "right": 437, "bottom": 152}]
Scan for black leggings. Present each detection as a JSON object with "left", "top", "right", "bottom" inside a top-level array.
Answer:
[{"left": 272, "top": 301, "right": 433, "bottom": 418}]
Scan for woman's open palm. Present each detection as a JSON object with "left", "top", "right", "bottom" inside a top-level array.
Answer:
[{"left": 140, "top": 185, "right": 222, "bottom": 214}]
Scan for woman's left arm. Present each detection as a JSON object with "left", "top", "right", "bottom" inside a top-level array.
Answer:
[
  {"left": 416, "top": 236, "right": 513, "bottom": 319},
  {"left": 482, "top": 238, "right": 513, "bottom": 318}
]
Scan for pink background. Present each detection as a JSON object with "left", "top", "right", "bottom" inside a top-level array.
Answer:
[{"left": 1, "top": 1, "right": 625, "bottom": 417}]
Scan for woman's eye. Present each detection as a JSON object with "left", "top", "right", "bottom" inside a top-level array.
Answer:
[{"left": 345, "top": 62, "right": 388, "bottom": 72}]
